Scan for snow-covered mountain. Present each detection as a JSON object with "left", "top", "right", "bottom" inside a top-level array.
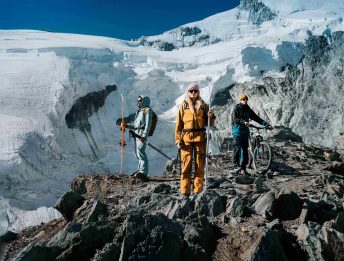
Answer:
[{"left": 0, "top": 0, "right": 344, "bottom": 235}]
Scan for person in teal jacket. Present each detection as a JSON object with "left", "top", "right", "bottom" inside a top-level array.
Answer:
[
  {"left": 231, "top": 94, "right": 273, "bottom": 174},
  {"left": 127, "top": 95, "right": 153, "bottom": 178}
]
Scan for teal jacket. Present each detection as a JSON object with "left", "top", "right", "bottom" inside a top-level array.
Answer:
[
  {"left": 231, "top": 103, "right": 269, "bottom": 137},
  {"left": 128, "top": 96, "right": 153, "bottom": 139}
]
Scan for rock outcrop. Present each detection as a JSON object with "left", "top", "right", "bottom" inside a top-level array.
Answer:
[
  {"left": 139, "top": 26, "right": 216, "bottom": 51},
  {"left": 239, "top": 0, "right": 277, "bottom": 25},
  {"left": 213, "top": 31, "right": 344, "bottom": 149},
  {"left": 3, "top": 128, "right": 344, "bottom": 260}
]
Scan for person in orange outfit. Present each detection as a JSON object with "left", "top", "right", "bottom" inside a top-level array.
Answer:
[{"left": 175, "top": 83, "right": 216, "bottom": 198}]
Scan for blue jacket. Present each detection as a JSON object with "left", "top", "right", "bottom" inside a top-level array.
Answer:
[
  {"left": 231, "top": 103, "right": 269, "bottom": 137},
  {"left": 127, "top": 96, "right": 153, "bottom": 139}
]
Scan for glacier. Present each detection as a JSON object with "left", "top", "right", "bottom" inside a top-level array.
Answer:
[{"left": 0, "top": 0, "right": 344, "bottom": 236}]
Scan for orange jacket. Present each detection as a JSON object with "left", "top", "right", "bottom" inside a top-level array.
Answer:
[{"left": 175, "top": 98, "right": 216, "bottom": 145}]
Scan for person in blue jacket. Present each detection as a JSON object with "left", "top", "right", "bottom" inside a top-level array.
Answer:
[
  {"left": 231, "top": 94, "right": 273, "bottom": 174},
  {"left": 126, "top": 95, "right": 153, "bottom": 178}
]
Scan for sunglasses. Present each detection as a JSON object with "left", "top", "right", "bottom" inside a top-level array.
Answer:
[
  {"left": 189, "top": 90, "right": 199, "bottom": 94},
  {"left": 240, "top": 98, "right": 248, "bottom": 101}
]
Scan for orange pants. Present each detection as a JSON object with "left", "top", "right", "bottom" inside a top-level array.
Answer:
[{"left": 180, "top": 142, "right": 206, "bottom": 195}]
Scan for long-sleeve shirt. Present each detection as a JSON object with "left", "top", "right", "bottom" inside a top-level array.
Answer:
[
  {"left": 126, "top": 96, "right": 153, "bottom": 139},
  {"left": 231, "top": 103, "right": 269, "bottom": 137}
]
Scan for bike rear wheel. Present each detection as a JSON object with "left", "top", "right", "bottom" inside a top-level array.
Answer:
[{"left": 252, "top": 142, "right": 272, "bottom": 175}]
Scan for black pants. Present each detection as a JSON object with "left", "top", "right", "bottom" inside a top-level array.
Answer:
[{"left": 232, "top": 135, "right": 249, "bottom": 169}]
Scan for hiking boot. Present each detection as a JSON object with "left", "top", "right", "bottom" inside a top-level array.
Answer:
[
  {"left": 231, "top": 166, "right": 241, "bottom": 174},
  {"left": 240, "top": 168, "right": 249, "bottom": 176},
  {"left": 130, "top": 170, "right": 139, "bottom": 176},
  {"left": 192, "top": 191, "right": 206, "bottom": 202},
  {"left": 180, "top": 194, "right": 190, "bottom": 203},
  {"left": 134, "top": 172, "right": 148, "bottom": 181}
]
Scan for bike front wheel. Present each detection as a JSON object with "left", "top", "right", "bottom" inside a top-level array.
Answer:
[{"left": 252, "top": 142, "right": 272, "bottom": 175}]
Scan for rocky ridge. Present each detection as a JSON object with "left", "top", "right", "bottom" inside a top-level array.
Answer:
[
  {"left": 139, "top": 0, "right": 278, "bottom": 51},
  {"left": 239, "top": 0, "right": 277, "bottom": 25},
  {"left": 1, "top": 127, "right": 344, "bottom": 261},
  {"left": 213, "top": 31, "right": 344, "bottom": 150}
]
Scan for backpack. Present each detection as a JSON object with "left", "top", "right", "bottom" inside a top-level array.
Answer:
[{"left": 144, "top": 108, "right": 158, "bottom": 136}]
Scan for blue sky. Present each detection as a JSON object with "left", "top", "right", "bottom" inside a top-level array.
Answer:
[{"left": 0, "top": 0, "right": 240, "bottom": 40}]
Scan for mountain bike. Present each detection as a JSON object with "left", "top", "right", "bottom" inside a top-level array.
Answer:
[{"left": 248, "top": 124, "right": 272, "bottom": 175}]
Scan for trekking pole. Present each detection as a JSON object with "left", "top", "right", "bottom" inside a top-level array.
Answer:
[
  {"left": 147, "top": 143, "right": 173, "bottom": 161},
  {"left": 128, "top": 130, "right": 172, "bottom": 160},
  {"left": 205, "top": 85, "right": 212, "bottom": 191}
]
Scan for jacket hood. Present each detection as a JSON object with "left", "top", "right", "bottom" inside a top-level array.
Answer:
[{"left": 139, "top": 95, "right": 150, "bottom": 108}]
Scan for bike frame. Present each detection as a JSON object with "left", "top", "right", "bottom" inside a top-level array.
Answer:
[
  {"left": 248, "top": 124, "right": 272, "bottom": 175},
  {"left": 248, "top": 129, "right": 264, "bottom": 155}
]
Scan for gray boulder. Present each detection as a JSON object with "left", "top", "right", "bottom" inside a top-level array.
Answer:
[
  {"left": 153, "top": 183, "right": 172, "bottom": 194},
  {"left": 235, "top": 175, "right": 255, "bottom": 184},
  {"left": 120, "top": 212, "right": 183, "bottom": 261},
  {"left": 249, "top": 229, "right": 287, "bottom": 261},
  {"left": 73, "top": 199, "right": 108, "bottom": 224},
  {"left": 0, "top": 230, "right": 17, "bottom": 242},
  {"left": 296, "top": 223, "right": 325, "bottom": 261},
  {"left": 325, "top": 162, "right": 344, "bottom": 175},
  {"left": 253, "top": 191, "right": 276, "bottom": 220},
  {"left": 182, "top": 214, "right": 213, "bottom": 261},
  {"left": 274, "top": 190, "right": 303, "bottom": 220},
  {"left": 13, "top": 244, "right": 61, "bottom": 261},
  {"left": 166, "top": 197, "right": 191, "bottom": 219},
  {"left": 71, "top": 178, "right": 87, "bottom": 195},
  {"left": 335, "top": 212, "right": 344, "bottom": 233},
  {"left": 15, "top": 221, "right": 117, "bottom": 261},
  {"left": 306, "top": 200, "right": 338, "bottom": 225},
  {"left": 93, "top": 241, "right": 121, "bottom": 261},
  {"left": 322, "top": 227, "right": 344, "bottom": 261},
  {"left": 226, "top": 196, "right": 248, "bottom": 218},
  {"left": 86, "top": 200, "right": 108, "bottom": 223},
  {"left": 54, "top": 191, "right": 84, "bottom": 221},
  {"left": 193, "top": 191, "right": 225, "bottom": 217}
]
